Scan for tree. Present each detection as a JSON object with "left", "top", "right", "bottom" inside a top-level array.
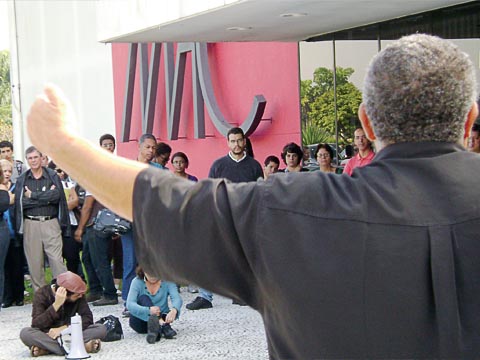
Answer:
[
  {"left": 0, "top": 50, "right": 13, "bottom": 142},
  {"left": 300, "top": 66, "right": 362, "bottom": 145}
]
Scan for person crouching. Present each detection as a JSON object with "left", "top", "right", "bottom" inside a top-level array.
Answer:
[
  {"left": 127, "top": 267, "right": 182, "bottom": 343},
  {"left": 20, "top": 271, "right": 106, "bottom": 357}
]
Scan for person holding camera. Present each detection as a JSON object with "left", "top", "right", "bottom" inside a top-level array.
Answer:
[
  {"left": 74, "top": 189, "right": 118, "bottom": 306},
  {"left": 19, "top": 271, "right": 106, "bottom": 357}
]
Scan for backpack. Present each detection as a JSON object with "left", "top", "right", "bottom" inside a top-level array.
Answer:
[{"left": 95, "top": 315, "right": 124, "bottom": 342}]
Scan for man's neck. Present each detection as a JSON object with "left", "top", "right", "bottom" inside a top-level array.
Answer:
[
  {"left": 358, "top": 148, "right": 372, "bottom": 158},
  {"left": 137, "top": 155, "right": 149, "bottom": 164},
  {"left": 229, "top": 151, "right": 245, "bottom": 161},
  {"left": 31, "top": 167, "right": 43, "bottom": 178}
]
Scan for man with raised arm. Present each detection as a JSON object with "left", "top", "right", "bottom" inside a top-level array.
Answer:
[{"left": 25, "top": 35, "right": 480, "bottom": 359}]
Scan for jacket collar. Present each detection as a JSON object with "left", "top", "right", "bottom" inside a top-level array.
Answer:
[{"left": 372, "top": 141, "right": 465, "bottom": 163}]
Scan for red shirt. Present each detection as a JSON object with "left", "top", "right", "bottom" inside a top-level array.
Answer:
[{"left": 343, "top": 150, "right": 375, "bottom": 176}]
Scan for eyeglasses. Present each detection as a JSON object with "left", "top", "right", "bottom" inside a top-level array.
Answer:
[{"left": 317, "top": 153, "right": 330, "bottom": 159}]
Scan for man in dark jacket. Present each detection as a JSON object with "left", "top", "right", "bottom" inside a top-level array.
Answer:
[
  {"left": 25, "top": 35, "right": 480, "bottom": 359},
  {"left": 20, "top": 271, "right": 106, "bottom": 356},
  {"left": 14, "top": 146, "right": 70, "bottom": 292}
]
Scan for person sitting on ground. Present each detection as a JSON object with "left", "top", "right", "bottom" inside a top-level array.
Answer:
[
  {"left": 20, "top": 271, "right": 106, "bottom": 357},
  {"left": 126, "top": 267, "right": 182, "bottom": 344},
  {"left": 280, "top": 142, "right": 309, "bottom": 172}
]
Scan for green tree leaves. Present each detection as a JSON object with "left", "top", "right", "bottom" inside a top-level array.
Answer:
[
  {"left": 301, "top": 66, "right": 362, "bottom": 145},
  {"left": 0, "top": 50, "right": 12, "bottom": 142}
]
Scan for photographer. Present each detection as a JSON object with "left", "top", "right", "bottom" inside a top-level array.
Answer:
[{"left": 74, "top": 191, "right": 118, "bottom": 306}]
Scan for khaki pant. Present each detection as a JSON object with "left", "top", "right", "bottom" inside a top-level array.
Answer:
[{"left": 23, "top": 218, "right": 67, "bottom": 292}]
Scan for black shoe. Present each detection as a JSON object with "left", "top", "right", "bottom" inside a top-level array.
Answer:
[
  {"left": 122, "top": 308, "right": 131, "bottom": 318},
  {"left": 92, "top": 296, "right": 118, "bottom": 306},
  {"left": 232, "top": 299, "right": 247, "bottom": 306},
  {"left": 86, "top": 293, "right": 102, "bottom": 303},
  {"left": 146, "top": 315, "right": 160, "bottom": 344},
  {"left": 15, "top": 300, "right": 24, "bottom": 306},
  {"left": 1, "top": 302, "right": 12, "bottom": 308},
  {"left": 161, "top": 324, "right": 177, "bottom": 339},
  {"left": 186, "top": 297, "right": 212, "bottom": 310}
]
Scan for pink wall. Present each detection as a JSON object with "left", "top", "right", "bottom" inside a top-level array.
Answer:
[{"left": 111, "top": 42, "right": 301, "bottom": 178}]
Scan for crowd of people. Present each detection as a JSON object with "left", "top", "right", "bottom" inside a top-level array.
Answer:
[{"left": 2, "top": 34, "right": 480, "bottom": 358}]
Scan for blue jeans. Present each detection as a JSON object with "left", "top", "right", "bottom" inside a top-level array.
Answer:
[
  {"left": 199, "top": 288, "right": 213, "bottom": 303},
  {"left": 82, "top": 226, "right": 117, "bottom": 299},
  {"left": 0, "top": 222, "right": 10, "bottom": 305},
  {"left": 129, "top": 295, "right": 153, "bottom": 334},
  {"left": 121, "top": 229, "right": 136, "bottom": 301}
]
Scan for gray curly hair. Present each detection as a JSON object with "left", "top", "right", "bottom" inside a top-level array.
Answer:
[{"left": 363, "top": 34, "right": 477, "bottom": 144}]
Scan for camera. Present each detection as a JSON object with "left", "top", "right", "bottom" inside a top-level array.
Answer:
[{"left": 94, "top": 209, "right": 131, "bottom": 235}]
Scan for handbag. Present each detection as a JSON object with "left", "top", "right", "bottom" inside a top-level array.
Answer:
[
  {"left": 93, "top": 208, "right": 131, "bottom": 235},
  {"left": 95, "top": 315, "right": 124, "bottom": 342}
]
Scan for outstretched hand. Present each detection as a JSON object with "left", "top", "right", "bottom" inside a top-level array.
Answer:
[{"left": 27, "top": 85, "right": 74, "bottom": 156}]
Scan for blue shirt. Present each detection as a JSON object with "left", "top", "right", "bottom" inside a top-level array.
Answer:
[{"left": 126, "top": 277, "right": 182, "bottom": 322}]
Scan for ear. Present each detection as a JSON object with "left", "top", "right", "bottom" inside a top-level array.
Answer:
[
  {"left": 463, "top": 102, "right": 479, "bottom": 139},
  {"left": 358, "top": 103, "right": 376, "bottom": 141}
]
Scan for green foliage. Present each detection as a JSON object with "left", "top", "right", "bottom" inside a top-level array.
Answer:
[
  {"left": 301, "top": 66, "right": 362, "bottom": 145},
  {"left": 0, "top": 50, "right": 12, "bottom": 142},
  {"left": 301, "top": 121, "right": 333, "bottom": 146}
]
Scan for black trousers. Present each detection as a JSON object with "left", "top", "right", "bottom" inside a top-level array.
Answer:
[
  {"left": 62, "top": 225, "right": 84, "bottom": 278},
  {"left": 4, "top": 240, "right": 25, "bottom": 303}
]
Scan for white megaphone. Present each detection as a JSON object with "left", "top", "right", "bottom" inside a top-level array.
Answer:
[{"left": 60, "top": 313, "right": 90, "bottom": 359}]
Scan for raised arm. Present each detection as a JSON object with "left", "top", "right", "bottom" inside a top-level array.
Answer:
[{"left": 26, "top": 85, "right": 147, "bottom": 220}]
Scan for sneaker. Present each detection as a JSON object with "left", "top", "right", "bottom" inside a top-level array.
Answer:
[
  {"left": 146, "top": 315, "right": 160, "bottom": 344},
  {"left": 161, "top": 323, "right": 177, "bottom": 339},
  {"left": 86, "top": 293, "right": 102, "bottom": 303},
  {"left": 188, "top": 285, "right": 198, "bottom": 293},
  {"left": 122, "top": 308, "right": 131, "bottom": 318},
  {"left": 92, "top": 296, "right": 118, "bottom": 306},
  {"left": 186, "top": 296, "right": 212, "bottom": 310}
]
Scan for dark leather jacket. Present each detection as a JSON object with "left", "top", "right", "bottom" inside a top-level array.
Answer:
[{"left": 14, "top": 167, "right": 71, "bottom": 237}]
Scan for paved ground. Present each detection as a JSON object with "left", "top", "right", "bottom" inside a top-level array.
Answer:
[{"left": 0, "top": 289, "right": 268, "bottom": 360}]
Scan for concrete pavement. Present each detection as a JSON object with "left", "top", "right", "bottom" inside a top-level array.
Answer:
[{"left": 0, "top": 289, "right": 268, "bottom": 360}]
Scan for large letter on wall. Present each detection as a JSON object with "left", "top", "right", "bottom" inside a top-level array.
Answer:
[
  {"left": 165, "top": 43, "right": 205, "bottom": 140},
  {"left": 195, "top": 43, "right": 266, "bottom": 137},
  {"left": 122, "top": 43, "right": 161, "bottom": 140},
  {"left": 121, "top": 43, "right": 138, "bottom": 142},
  {"left": 140, "top": 43, "right": 161, "bottom": 134}
]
